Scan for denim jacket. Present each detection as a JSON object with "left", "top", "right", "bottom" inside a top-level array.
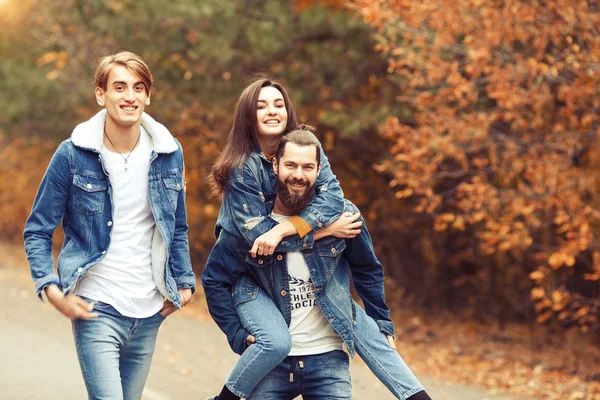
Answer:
[
  {"left": 23, "top": 110, "right": 195, "bottom": 307},
  {"left": 202, "top": 200, "right": 394, "bottom": 356},
  {"left": 216, "top": 146, "right": 345, "bottom": 248}
]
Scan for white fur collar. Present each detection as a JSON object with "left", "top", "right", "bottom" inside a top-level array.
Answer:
[{"left": 71, "top": 109, "right": 178, "bottom": 154}]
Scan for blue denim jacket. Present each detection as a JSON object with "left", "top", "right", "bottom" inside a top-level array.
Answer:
[
  {"left": 216, "top": 146, "right": 345, "bottom": 248},
  {"left": 23, "top": 110, "right": 195, "bottom": 307},
  {"left": 202, "top": 200, "right": 394, "bottom": 357}
]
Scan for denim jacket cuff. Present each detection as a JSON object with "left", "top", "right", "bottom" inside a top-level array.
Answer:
[
  {"left": 233, "top": 327, "right": 252, "bottom": 356},
  {"left": 174, "top": 276, "right": 197, "bottom": 294},
  {"left": 376, "top": 320, "right": 395, "bottom": 337},
  {"left": 35, "top": 274, "right": 60, "bottom": 301}
]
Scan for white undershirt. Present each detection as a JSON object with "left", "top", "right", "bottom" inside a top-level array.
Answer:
[
  {"left": 75, "top": 127, "right": 163, "bottom": 318},
  {"left": 271, "top": 213, "right": 343, "bottom": 356}
]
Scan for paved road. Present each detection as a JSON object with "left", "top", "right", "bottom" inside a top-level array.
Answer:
[{"left": 0, "top": 264, "right": 535, "bottom": 400}]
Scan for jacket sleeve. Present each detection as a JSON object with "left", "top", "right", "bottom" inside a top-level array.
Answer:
[
  {"left": 201, "top": 231, "right": 252, "bottom": 355},
  {"left": 295, "top": 146, "right": 345, "bottom": 233},
  {"left": 224, "top": 160, "right": 315, "bottom": 252},
  {"left": 23, "top": 141, "right": 71, "bottom": 299},
  {"left": 343, "top": 201, "right": 395, "bottom": 337},
  {"left": 167, "top": 143, "right": 196, "bottom": 292}
]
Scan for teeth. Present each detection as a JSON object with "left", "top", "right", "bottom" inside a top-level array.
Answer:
[{"left": 122, "top": 106, "right": 136, "bottom": 111}]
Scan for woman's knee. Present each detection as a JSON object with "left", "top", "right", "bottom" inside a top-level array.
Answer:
[{"left": 256, "top": 329, "right": 292, "bottom": 358}]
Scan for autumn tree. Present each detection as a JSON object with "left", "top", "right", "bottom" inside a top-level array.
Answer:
[
  {"left": 0, "top": 0, "right": 398, "bottom": 267},
  {"left": 346, "top": 0, "right": 600, "bottom": 331}
]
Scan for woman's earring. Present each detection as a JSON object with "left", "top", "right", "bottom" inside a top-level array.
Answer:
[{"left": 146, "top": 99, "right": 151, "bottom": 105}]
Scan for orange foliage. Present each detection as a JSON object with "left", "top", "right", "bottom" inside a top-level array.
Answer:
[{"left": 347, "top": 0, "right": 600, "bottom": 332}]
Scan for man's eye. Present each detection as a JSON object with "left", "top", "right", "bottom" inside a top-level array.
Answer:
[{"left": 135, "top": 86, "right": 144, "bottom": 91}]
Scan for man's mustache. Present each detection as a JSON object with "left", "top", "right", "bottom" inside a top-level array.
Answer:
[{"left": 285, "top": 177, "right": 309, "bottom": 187}]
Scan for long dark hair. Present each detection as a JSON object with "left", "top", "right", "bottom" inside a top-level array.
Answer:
[{"left": 209, "top": 77, "right": 299, "bottom": 195}]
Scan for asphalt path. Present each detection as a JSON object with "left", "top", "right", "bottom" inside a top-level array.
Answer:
[{"left": 0, "top": 263, "right": 536, "bottom": 400}]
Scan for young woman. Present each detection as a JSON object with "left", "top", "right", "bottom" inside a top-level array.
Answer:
[{"left": 202, "top": 78, "right": 430, "bottom": 400}]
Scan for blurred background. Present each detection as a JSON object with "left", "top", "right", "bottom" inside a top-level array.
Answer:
[{"left": 1, "top": 1, "right": 600, "bottom": 397}]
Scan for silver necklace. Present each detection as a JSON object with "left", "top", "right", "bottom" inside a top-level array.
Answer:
[{"left": 104, "top": 129, "right": 140, "bottom": 171}]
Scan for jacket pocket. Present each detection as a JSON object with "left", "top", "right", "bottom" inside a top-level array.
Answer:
[
  {"left": 316, "top": 238, "right": 346, "bottom": 277},
  {"left": 316, "top": 238, "right": 346, "bottom": 258},
  {"left": 232, "top": 275, "right": 260, "bottom": 307},
  {"left": 162, "top": 174, "right": 182, "bottom": 212},
  {"left": 244, "top": 253, "right": 274, "bottom": 269},
  {"left": 72, "top": 174, "right": 108, "bottom": 215}
]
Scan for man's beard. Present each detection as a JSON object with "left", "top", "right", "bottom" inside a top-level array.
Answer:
[{"left": 275, "top": 176, "right": 316, "bottom": 215}]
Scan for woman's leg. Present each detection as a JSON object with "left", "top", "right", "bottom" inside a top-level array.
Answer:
[
  {"left": 352, "top": 301, "right": 427, "bottom": 399},
  {"left": 224, "top": 288, "right": 292, "bottom": 398}
]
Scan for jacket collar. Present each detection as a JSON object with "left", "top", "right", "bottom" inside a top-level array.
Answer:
[{"left": 71, "top": 109, "right": 178, "bottom": 154}]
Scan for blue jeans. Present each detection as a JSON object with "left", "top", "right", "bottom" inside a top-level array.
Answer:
[
  {"left": 247, "top": 350, "right": 351, "bottom": 399},
  {"left": 226, "top": 289, "right": 292, "bottom": 398},
  {"left": 71, "top": 298, "right": 165, "bottom": 400},
  {"left": 228, "top": 290, "right": 424, "bottom": 399},
  {"left": 353, "top": 301, "right": 425, "bottom": 399}
]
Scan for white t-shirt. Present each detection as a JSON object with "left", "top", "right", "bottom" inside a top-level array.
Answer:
[
  {"left": 272, "top": 213, "right": 343, "bottom": 356},
  {"left": 75, "top": 127, "right": 163, "bottom": 318}
]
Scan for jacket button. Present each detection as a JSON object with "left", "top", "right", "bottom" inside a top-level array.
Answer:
[
  {"left": 331, "top": 247, "right": 336, "bottom": 253},
  {"left": 258, "top": 259, "right": 264, "bottom": 265},
  {"left": 87, "top": 184, "right": 92, "bottom": 189},
  {"left": 77, "top": 267, "right": 83, "bottom": 272},
  {"left": 277, "top": 255, "right": 283, "bottom": 261},
  {"left": 281, "top": 290, "right": 287, "bottom": 296},
  {"left": 101, "top": 250, "right": 106, "bottom": 254},
  {"left": 107, "top": 221, "right": 113, "bottom": 227}
]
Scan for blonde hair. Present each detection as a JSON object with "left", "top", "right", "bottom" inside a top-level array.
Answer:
[{"left": 94, "top": 51, "right": 153, "bottom": 94}]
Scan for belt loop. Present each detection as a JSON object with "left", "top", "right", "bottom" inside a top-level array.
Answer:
[{"left": 289, "top": 356, "right": 295, "bottom": 383}]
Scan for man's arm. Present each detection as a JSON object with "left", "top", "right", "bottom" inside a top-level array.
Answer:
[
  {"left": 23, "top": 141, "right": 97, "bottom": 319},
  {"left": 343, "top": 201, "right": 395, "bottom": 337},
  {"left": 201, "top": 231, "right": 253, "bottom": 355},
  {"left": 166, "top": 144, "right": 196, "bottom": 295},
  {"left": 23, "top": 141, "right": 70, "bottom": 299}
]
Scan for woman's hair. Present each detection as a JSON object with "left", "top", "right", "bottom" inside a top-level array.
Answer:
[
  {"left": 94, "top": 51, "right": 153, "bottom": 95},
  {"left": 275, "top": 124, "right": 321, "bottom": 165},
  {"left": 209, "top": 77, "right": 299, "bottom": 195}
]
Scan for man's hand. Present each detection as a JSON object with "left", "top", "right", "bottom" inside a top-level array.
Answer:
[
  {"left": 385, "top": 334, "right": 397, "bottom": 350},
  {"left": 245, "top": 334, "right": 256, "bottom": 347},
  {"left": 315, "top": 212, "right": 363, "bottom": 240},
  {"left": 44, "top": 285, "right": 98, "bottom": 320},
  {"left": 250, "top": 227, "right": 285, "bottom": 258},
  {"left": 159, "top": 288, "right": 192, "bottom": 318}
]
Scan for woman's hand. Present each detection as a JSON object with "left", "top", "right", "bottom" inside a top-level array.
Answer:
[
  {"left": 250, "top": 226, "right": 286, "bottom": 257},
  {"left": 315, "top": 212, "right": 363, "bottom": 240}
]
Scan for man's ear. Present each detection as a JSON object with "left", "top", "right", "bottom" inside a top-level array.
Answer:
[
  {"left": 317, "top": 162, "right": 322, "bottom": 175},
  {"left": 95, "top": 87, "right": 105, "bottom": 107},
  {"left": 272, "top": 157, "right": 278, "bottom": 176}
]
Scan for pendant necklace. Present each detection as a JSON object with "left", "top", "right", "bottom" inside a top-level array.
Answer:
[{"left": 104, "top": 129, "right": 140, "bottom": 171}]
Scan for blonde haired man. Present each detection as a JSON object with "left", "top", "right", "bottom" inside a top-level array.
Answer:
[{"left": 24, "top": 51, "right": 195, "bottom": 399}]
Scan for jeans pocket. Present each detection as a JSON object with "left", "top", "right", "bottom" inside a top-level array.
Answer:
[
  {"left": 78, "top": 296, "right": 112, "bottom": 310},
  {"left": 232, "top": 275, "right": 260, "bottom": 307}
]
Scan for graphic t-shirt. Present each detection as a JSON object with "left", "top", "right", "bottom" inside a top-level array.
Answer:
[{"left": 271, "top": 213, "right": 343, "bottom": 356}]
